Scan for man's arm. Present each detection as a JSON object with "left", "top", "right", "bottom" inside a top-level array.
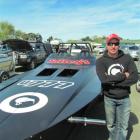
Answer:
[
  {"left": 96, "top": 59, "right": 126, "bottom": 85},
  {"left": 116, "top": 57, "right": 138, "bottom": 87}
]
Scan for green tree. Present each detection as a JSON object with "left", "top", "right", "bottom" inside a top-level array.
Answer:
[
  {"left": 0, "top": 21, "right": 15, "bottom": 40},
  {"left": 27, "top": 33, "right": 37, "bottom": 41},
  {"left": 15, "top": 30, "right": 24, "bottom": 39},
  {"left": 47, "top": 36, "right": 53, "bottom": 42},
  {"left": 36, "top": 33, "right": 42, "bottom": 42},
  {"left": 81, "top": 36, "right": 93, "bottom": 42},
  {"left": 21, "top": 32, "right": 29, "bottom": 40}
]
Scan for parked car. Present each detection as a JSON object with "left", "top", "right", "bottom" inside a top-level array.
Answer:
[
  {"left": 129, "top": 46, "right": 140, "bottom": 61},
  {"left": 120, "top": 45, "right": 129, "bottom": 52},
  {"left": 3, "top": 39, "right": 49, "bottom": 69},
  {"left": 94, "top": 45, "right": 105, "bottom": 55},
  {"left": 0, "top": 43, "right": 13, "bottom": 54},
  {"left": 0, "top": 44, "right": 15, "bottom": 82},
  {"left": 120, "top": 45, "right": 140, "bottom": 61},
  {"left": 44, "top": 42, "right": 53, "bottom": 56}
]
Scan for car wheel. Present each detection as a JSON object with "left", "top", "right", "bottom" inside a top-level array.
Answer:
[{"left": 0, "top": 72, "right": 9, "bottom": 82}]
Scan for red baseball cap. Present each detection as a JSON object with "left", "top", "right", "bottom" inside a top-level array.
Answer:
[{"left": 106, "top": 34, "right": 122, "bottom": 44}]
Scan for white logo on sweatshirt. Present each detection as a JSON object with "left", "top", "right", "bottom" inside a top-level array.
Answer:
[{"left": 108, "top": 64, "right": 124, "bottom": 75}]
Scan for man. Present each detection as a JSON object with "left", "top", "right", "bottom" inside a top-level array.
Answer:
[{"left": 96, "top": 33, "right": 138, "bottom": 140}]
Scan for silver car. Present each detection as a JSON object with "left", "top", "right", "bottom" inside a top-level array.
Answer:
[
  {"left": 0, "top": 44, "right": 15, "bottom": 82},
  {"left": 94, "top": 45, "right": 105, "bottom": 55},
  {"left": 129, "top": 46, "right": 140, "bottom": 61},
  {"left": 120, "top": 45, "right": 140, "bottom": 61}
]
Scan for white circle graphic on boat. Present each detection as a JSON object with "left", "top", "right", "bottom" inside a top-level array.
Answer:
[{"left": 0, "top": 92, "right": 48, "bottom": 113}]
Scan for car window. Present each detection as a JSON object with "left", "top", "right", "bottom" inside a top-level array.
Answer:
[
  {"left": 39, "top": 44, "right": 45, "bottom": 51},
  {"left": 2, "top": 45, "right": 7, "bottom": 51},
  {"left": 0, "top": 44, "right": 12, "bottom": 53},
  {"left": 120, "top": 46, "right": 128, "bottom": 49},
  {"left": 129, "top": 46, "right": 139, "bottom": 50},
  {"left": 36, "top": 45, "right": 41, "bottom": 50}
]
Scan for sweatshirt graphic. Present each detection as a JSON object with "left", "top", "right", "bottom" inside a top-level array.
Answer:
[{"left": 107, "top": 63, "right": 124, "bottom": 75}]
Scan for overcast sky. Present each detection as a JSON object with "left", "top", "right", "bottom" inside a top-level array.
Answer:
[{"left": 0, "top": 0, "right": 140, "bottom": 41}]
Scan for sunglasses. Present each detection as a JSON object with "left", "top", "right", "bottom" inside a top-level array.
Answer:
[{"left": 107, "top": 42, "right": 119, "bottom": 46}]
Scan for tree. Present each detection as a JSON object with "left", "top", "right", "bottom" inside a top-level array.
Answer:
[
  {"left": 0, "top": 21, "right": 15, "bottom": 40},
  {"left": 27, "top": 33, "right": 37, "bottom": 41},
  {"left": 15, "top": 30, "right": 24, "bottom": 39},
  {"left": 21, "top": 32, "right": 29, "bottom": 40},
  {"left": 81, "top": 36, "right": 93, "bottom": 42},
  {"left": 47, "top": 36, "right": 53, "bottom": 43},
  {"left": 36, "top": 33, "right": 42, "bottom": 42}
]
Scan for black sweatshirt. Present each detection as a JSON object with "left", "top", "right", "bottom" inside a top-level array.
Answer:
[{"left": 96, "top": 50, "right": 138, "bottom": 99}]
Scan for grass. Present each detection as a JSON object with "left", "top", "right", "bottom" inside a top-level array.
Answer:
[{"left": 128, "top": 85, "right": 140, "bottom": 140}]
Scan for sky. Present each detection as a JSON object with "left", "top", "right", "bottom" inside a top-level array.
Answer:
[{"left": 0, "top": 0, "right": 140, "bottom": 41}]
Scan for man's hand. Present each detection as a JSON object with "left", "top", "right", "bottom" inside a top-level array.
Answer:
[{"left": 124, "top": 72, "right": 130, "bottom": 78}]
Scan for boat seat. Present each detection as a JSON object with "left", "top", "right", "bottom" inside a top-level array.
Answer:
[
  {"left": 58, "top": 48, "right": 69, "bottom": 56},
  {"left": 80, "top": 48, "right": 90, "bottom": 57}
]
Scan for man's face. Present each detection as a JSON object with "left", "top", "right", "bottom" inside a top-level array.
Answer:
[{"left": 106, "top": 39, "right": 120, "bottom": 56}]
